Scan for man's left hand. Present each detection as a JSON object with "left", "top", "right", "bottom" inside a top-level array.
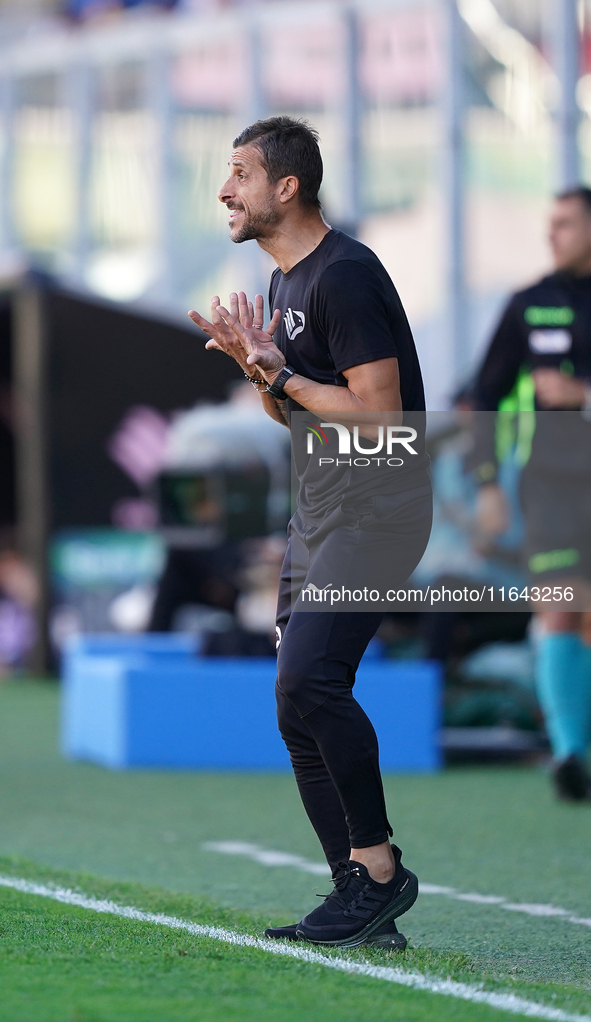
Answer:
[
  {"left": 188, "top": 293, "right": 260, "bottom": 374},
  {"left": 532, "top": 368, "right": 588, "bottom": 408}
]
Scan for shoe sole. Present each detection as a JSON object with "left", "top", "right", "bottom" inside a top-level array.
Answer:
[
  {"left": 296, "top": 869, "right": 419, "bottom": 948},
  {"left": 365, "top": 929, "right": 407, "bottom": 951},
  {"left": 264, "top": 927, "right": 408, "bottom": 951}
]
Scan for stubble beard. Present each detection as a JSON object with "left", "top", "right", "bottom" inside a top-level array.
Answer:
[{"left": 230, "top": 201, "right": 281, "bottom": 244}]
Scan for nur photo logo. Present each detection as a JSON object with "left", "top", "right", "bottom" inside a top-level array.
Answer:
[{"left": 305, "top": 421, "right": 419, "bottom": 466}]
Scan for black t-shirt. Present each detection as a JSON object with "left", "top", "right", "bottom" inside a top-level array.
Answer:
[
  {"left": 268, "top": 229, "right": 429, "bottom": 520},
  {"left": 471, "top": 270, "right": 591, "bottom": 481},
  {"left": 270, "top": 229, "right": 425, "bottom": 408}
]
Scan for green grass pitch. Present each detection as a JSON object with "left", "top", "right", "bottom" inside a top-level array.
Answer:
[{"left": 0, "top": 680, "right": 590, "bottom": 1021}]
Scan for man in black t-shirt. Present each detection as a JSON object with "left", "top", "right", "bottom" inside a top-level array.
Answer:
[{"left": 189, "top": 117, "right": 431, "bottom": 948}]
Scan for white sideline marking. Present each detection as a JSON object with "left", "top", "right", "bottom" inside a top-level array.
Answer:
[
  {"left": 202, "top": 842, "right": 591, "bottom": 929},
  {"left": 504, "top": 905, "right": 570, "bottom": 918},
  {"left": 0, "top": 873, "right": 588, "bottom": 1022},
  {"left": 420, "top": 883, "right": 456, "bottom": 895},
  {"left": 457, "top": 894, "right": 507, "bottom": 905},
  {"left": 202, "top": 841, "right": 327, "bottom": 875}
]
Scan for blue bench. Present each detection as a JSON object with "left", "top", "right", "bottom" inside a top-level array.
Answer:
[{"left": 61, "top": 635, "right": 441, "bottom": 771}]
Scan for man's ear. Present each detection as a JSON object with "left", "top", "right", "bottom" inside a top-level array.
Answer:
[{"left": 278, "top": 175, "right": 300, "bottom": 204}]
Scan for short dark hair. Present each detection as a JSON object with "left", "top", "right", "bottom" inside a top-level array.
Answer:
[
  {"left": 555, "top": 186, "right": 591, "bottom": 215},
  {"left": 233, "top": 116, "right": 323, "bottom": 209}
]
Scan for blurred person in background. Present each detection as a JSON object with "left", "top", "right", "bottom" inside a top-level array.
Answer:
[
  {"left": 188, "top": 116, "right": 431, "bottom": 949},
  {"left": 104, "top": 381, "right": 288, "bottom": 643},
  {"left": 0, "top": 544, "right": 38, "bottom": 674},
  {"left": 201, "top": 535, "right": 286, "bottom": 658},
  {"left": 473, "top": 187, "right": 591, "bottom": 801},
  {"left": 417, "top": 385, "right": 527, "bottom": 674}
]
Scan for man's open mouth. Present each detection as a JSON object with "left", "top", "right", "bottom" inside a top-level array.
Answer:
[{"left": 228, "top": 208, "right": 244, "bottom": 221}]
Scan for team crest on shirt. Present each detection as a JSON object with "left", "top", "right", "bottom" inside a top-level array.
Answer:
[{"left": 284, "top": 308, "right": 305, "bottom": 340}]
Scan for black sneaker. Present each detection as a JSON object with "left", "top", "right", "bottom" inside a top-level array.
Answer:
[
  {"left": 263, "top": 919, "right": 407, "bottom": 950},
  {"left": 294, "top": 845, "right": 418, "bottom": 948},
  {"left": 553, "top": 754, "right": 591, "bottom": 801}
]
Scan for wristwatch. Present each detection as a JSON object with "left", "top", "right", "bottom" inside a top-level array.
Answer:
[{"left": 266, "top": 365, "right": 295, "bottom": 400}]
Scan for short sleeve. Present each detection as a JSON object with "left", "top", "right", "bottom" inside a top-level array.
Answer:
[
  {"left": 315, "top": 260, "right": 400, "bottom": 373},
  {"left": 268, "top": 268, "right": 281, "bottom": 312}
]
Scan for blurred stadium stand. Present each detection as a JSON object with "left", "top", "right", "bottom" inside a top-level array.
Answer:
[
  {"left": 0, "top": 0, "right": 585, "bottom": 756},
  {"left": 0, "top": 268, "right": 243, "bottom": 668},
  {"left": 0, "top": 0, "right": 585, "bottom": 409}
]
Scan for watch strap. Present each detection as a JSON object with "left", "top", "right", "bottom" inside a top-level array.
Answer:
[{"left": 266, "top": 365, "right": 295, "bottom": 400}]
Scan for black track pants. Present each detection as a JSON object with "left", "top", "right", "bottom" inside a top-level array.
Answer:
[
  {"left": 275, "top": 491, "right": 432, "bottom": 871},
  {"left": 276, "top": 609, "right": 389, "bottom": 869}
]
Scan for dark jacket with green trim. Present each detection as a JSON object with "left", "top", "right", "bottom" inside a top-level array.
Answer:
[{"left": 471, "top": 271, "right": 591, "bottom": 482}]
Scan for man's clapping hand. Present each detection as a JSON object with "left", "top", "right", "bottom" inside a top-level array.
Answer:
[{"left": 188, "top": 292, "right": 284, "bottom": 383}]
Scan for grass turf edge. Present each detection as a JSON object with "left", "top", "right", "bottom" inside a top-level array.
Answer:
[{"left": 0, "top": 854, "right": 589, "bottom": 1018}]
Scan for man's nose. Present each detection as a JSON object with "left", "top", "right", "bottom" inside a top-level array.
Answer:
[{"left": 218, "top": 177, "right": 234, "bottom": 204}]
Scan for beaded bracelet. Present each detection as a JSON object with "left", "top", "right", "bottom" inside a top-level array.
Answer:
[{"left": 244, "top": 371, "right": 267, "bottom": 390}]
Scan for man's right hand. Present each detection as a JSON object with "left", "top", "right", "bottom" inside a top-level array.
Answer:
[
  {"left": 475, "top": 483, "right": 509, "bottom": 537},
  {"left": 188, "top": 293, "right": 278, "bottom": 381}
]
